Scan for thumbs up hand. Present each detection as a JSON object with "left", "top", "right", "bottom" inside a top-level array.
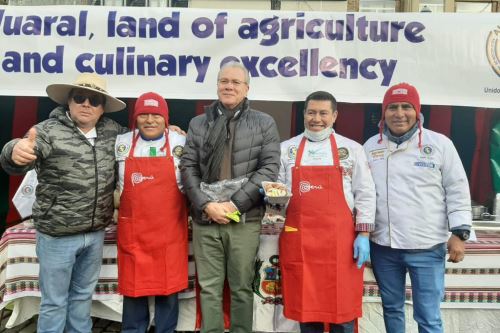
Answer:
[{"left": 12, "top": 127, "right": 38, "bottom": 166}]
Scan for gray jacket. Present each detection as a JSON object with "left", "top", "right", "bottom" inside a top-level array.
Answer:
[
  {"left": 0, "top": 107, "right": 126, "bottom": 236},
  {"left": 180, "top": 100, "right": 280, "bottom": 224}
]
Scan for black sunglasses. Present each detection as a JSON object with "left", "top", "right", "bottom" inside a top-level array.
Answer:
[{"left": 72, "top": 94, "right": 105, "bottom": 107}]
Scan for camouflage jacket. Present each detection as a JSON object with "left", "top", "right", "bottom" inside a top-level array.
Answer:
[{"left": 0, "top": 107, "right": 126, "bottom": 236}]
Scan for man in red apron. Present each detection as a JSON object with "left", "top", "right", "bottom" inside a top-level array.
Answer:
[
  {"left": 278, "top": 91, "right": 376, "bottom": 333},
  {"left": 115, "top": 92, "right": 188, "bottom": 333}
]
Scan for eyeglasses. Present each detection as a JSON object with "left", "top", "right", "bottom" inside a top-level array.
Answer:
[
  {"left": 387, "top": 103, "right": 414, "bottom": 111},
  {"left": 72, "top": 94, "right": 105, "bottom": 107},
  {"left": 218, "top": 79, "right": 246, "bottom": 87}
]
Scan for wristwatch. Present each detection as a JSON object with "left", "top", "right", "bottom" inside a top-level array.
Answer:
[{"left": 451, "top": 229, "right": 470, "bottom": 241}]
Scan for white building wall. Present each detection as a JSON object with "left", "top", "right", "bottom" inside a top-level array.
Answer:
[
  {"left": 190, "top": 0, "right": 270, "bottom": 10},
  {"left": 190, "top": 0, "right": 347, "bottom": 12},
  {"left": 280, "top": 0, "right": 347, "bottom": 11}
]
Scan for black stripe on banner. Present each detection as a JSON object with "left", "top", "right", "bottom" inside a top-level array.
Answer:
[
  {"left": 363, "top": 103, "right": 381, "bottom": 142},
  {"left": 293, "top": 101, "right": 305, "bottom": 137},
  {"left": 37, "top": 97, "right": 59, "bottom": 122},
  {"left": 168, "top": 99, "right": 198, "bottom": 132},
  {"left": 421, "top": 104, "right": 431, "bottom": 128},
  {"left": 450, "top": 106, "right": 476, "bottom": 178},
  {"left": 105, "top": 98, "right": 129, "bottom": 129}
]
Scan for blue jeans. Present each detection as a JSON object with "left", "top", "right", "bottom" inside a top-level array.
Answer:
[
  {"left": 300, "top": 321, "right": 355, "bottom": 333},
  {"left": 36, "top": 230, "right": 105, "bottom": 333},
  {"left": 370, "top": 242, "right": 446, "bottom": 333},
  {"left": 121, "top": 294, "right": 179, "bottom": 333}
]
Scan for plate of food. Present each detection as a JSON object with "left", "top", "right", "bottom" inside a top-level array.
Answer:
[{"left": 262, "top": 181, "right": 292, "bottom": 205}]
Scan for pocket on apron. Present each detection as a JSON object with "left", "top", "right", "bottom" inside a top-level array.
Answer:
[
  {"left": 117, "top": 216, "right": 136, "bottom": 252},
  {"left": 279, "top": 229, "right": 303, "bottom": 264}
]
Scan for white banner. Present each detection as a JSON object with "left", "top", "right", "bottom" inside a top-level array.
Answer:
[{"left": 0, "top": 6, "right": 498, "bottom": 108}]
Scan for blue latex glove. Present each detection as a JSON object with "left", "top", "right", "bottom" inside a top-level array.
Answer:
[
  {"left": 259, "top": 188, "right": 269, "bottom": 203},
  {"left": 259, "top": 187, "right": 285, "bottom": 211},
  {"left": 353, "top": 234, "right": 370, "bottom": 269}
]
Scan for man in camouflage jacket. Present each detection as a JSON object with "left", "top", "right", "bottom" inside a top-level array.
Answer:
[{"left": 0, "top": 73, "right": 126, "bottom": 333}]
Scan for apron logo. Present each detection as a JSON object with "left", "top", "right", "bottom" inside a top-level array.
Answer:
[
  {"left": 338, "top": 147, "right": 349, "bottom": 160},
  {"left": 299, "top": 181, "right": 323, "bottom": 195},
  {"left": 131, "top": 172, "right": 155, "bottom": 186}
]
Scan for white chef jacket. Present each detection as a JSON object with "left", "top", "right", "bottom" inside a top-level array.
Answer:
[
  {"left": 364, "top": 128, "right": 472, "bottom": 249},
  {"left": 115, "top": 130, "right": 185, "bottom": 193},
  {"left": 279, "top": 132, "right": 376, "bottom": 230}
]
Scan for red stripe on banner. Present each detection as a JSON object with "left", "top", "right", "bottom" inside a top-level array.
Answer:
[
  {"left": 195, "top": 100, "right": 212, "bottom": 116},
  {"left": 428, "top": 105, "right": 452, "bottom": 137},
  {"left": 336, "top": 103, "right": 365, "bottom": 144},
  {"left": 290, "top": 102, "right": 298, "bottom": 138},
  {"left": 470, "top": 108, "right": 494, "bottom": 204},
  {"left": 6, "top": 97, "right": 39, "bottom": 225},
  {"left": 195, "top": 278, "right": 201, "bottom": 329},
  {"left": 11, "top": 97, "right": 38, "bottom": 137}
]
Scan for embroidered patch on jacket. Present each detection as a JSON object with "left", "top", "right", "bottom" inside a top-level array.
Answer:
[
  {"left": 420, "top": 145, "right": 435, "bottom": 156},
  {"left": 22, "top": 185, "right": 34, "bottom": 195},
  {"left": 338, "top": 147, "right": 349, "bottom": 160},
  {"left": 288, "top": 146, "right": 297, "bottom": 160},
  {"left": 370, "top": 148, "right": 386, "bottom": 161},
  {"left": 173, "top": 145, "right": 184, "bottom": 158},
  {"left": 116, "top": 143, "right": 130, "bottom": 156},
  {"left": 414, "top": 161, "right": 436, "bottom": 169},
  {"left": 342, "top": 166, "right": 353, "bottom": 177}
]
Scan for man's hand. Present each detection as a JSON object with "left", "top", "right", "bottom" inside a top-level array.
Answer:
[
  {"left": 447, "top": 234, "right": 466, "bottom": 263},
  {"left": 221, "top": 201, "right": 238, "bottom": 213},
  {"left": 168, "top": 125, "right": 186, "bottom": 136},
  {"left": 12, "top": 128, "right": 37, "bottom": 166},
  {"left": 353, "top": 232, "right": 370, "bottom": 269},
  {"left": 204, "top": 202, "right": 231, "bottom": 224}
]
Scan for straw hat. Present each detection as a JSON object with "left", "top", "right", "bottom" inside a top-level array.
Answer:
[{"left": 46, "top": 73, "right": 126, "bottom": 113}]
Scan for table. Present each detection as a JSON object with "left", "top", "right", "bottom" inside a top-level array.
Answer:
[
  {"left": 0, "top": 222, "right": 196, "bottom": 330},
  {"left": 254, "top": 224, "right": 500, "bottom": 333},
  {"left": 1, "top": 222, "right": 500, "bottom": 332}
]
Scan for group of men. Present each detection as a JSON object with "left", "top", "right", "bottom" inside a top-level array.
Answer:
[{"left": 0, "top": 61, "right": 471, "bottom": 333}]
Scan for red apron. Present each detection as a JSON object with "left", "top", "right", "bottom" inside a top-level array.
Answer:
[
  {"left": 279, "top": 135, "right": 363, "bottom": 323},
  {"left": 118, "top": 132, "right": 188, "bottom": 297}
]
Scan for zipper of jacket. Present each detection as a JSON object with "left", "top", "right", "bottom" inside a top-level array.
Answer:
[
  {"left": 90, "top": 144, "right": 98, "bottom": 231},
  {"left": 386, "top": 152, "right": 392, "bottom": 247}
]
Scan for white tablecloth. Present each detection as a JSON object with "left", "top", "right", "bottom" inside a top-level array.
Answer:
[{"left": 2, "top": 222, "right": 500, "bottom": 332}]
